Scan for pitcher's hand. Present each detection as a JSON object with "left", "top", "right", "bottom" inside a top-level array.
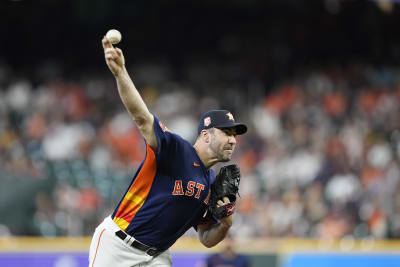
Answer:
[
  {"left": 217, "top": 196, "right": 234, "bottom": 228},
  {"left": 102, "top": 36, "right": 125, "bottom": 77}
]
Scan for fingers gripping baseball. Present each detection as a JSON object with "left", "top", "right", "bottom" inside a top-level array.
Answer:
[{"left": 102, "top": 37, "right": 125, "bottom": 76}]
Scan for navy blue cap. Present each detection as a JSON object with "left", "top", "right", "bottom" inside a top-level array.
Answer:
[{"left": 197, "top": 110, "right": 247, "bottom": 135}]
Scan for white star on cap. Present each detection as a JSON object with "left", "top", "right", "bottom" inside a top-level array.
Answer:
[{"left": 226, "top": 112, "right": 234, "bottom": 121}]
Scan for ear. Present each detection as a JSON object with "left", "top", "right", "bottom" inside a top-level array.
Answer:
[{"left": 201, "top": 129, "right": 210, "bottom": 143}]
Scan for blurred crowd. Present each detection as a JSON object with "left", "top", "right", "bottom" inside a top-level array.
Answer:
[{"left": 1, "top": 61, "right": 400, "bottom": 241}]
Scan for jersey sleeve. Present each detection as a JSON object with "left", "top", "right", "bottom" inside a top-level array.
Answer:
[
  {"left": 197, "top": 210, "right": 218, "bottom": 227},
  {"left": 152, "top": 116, "right": 183, "bottom": 164},
  {"left": 194, "top": 201, "right": 218, "bottom": 231}
]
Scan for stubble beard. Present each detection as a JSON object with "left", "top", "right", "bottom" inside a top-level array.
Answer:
[
  {"left": 215, "top": 145, "right": 234, "bottom": 162},
  {"left": 209, "top": 132, "right": 234, "bottom": 162}
]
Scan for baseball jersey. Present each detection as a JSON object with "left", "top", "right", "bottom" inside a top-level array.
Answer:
[{"left": 111, "top": 116, "right": 216, "bottom": 251}]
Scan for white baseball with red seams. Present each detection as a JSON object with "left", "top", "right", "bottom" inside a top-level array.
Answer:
[{"left": 106, "top": 29, "right": 122, "bottom": 44}]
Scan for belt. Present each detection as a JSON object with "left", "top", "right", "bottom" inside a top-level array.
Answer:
[{"left": 115, "top": 230, "right": 161, "bottom": 257}]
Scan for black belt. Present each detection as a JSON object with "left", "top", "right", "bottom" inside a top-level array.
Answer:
[{"left": 115, "top": 230, "right": 161, "bottom": 257}]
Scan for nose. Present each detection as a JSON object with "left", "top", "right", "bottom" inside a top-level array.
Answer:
[{"left": 228, "top": 135, "right": 236, "bottom": 145}]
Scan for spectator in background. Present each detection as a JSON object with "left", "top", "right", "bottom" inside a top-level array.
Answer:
[{"left": 205, "top": 235, "right": 251, "bottom": 267}]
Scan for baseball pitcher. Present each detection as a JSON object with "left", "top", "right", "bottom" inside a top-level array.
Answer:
[{"left": 88, "top": 35, "right": 247, "bottom": 267}]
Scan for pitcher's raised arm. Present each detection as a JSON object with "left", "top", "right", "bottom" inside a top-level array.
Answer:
[{"left": 102, "top": 36, "right": 157, "bottom": 149}]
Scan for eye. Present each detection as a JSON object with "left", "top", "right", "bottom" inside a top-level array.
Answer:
[{"left": 224, "top": 129, "right": 236, "bottom": 137}]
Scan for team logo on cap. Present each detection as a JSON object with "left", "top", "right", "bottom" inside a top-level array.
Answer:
[
  {"left": 226, "top": 112, "right": 234, "bottom": 121},
  {"left": 204, "top": 117, "right": 211, "bottom": 127}
]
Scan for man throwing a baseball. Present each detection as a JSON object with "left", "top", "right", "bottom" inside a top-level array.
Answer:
[{"left": 88, "top": 35, "right": 247, "bottom": 267}]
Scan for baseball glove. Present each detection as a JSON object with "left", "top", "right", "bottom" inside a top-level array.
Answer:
[{"left": 209, "top": 164, "right": 241, "bottom": 220}]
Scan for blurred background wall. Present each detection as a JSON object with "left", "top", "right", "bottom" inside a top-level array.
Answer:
[{"left": 1, "top": 0, "right": 400, "bottom": 266}]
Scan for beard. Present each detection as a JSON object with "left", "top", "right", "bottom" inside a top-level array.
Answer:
[{"left": 211, "top": 142, "right": 234, "bottom": 162}]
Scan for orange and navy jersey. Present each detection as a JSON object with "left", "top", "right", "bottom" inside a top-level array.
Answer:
[{"left": 111, "top": 116, "right": 216, "bottom": 251}]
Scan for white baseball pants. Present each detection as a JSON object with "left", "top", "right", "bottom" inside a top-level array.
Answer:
[{"left": 88, "top": 216, "right": 172, "bottom": 267}]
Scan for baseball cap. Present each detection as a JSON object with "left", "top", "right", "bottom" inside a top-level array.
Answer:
[{"left": 197, "top": 110, "right": 247, "bottom": 135}]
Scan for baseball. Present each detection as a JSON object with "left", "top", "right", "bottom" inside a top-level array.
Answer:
[{"left": 106, "top": 29, "right": 122, "bottom": 44}]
